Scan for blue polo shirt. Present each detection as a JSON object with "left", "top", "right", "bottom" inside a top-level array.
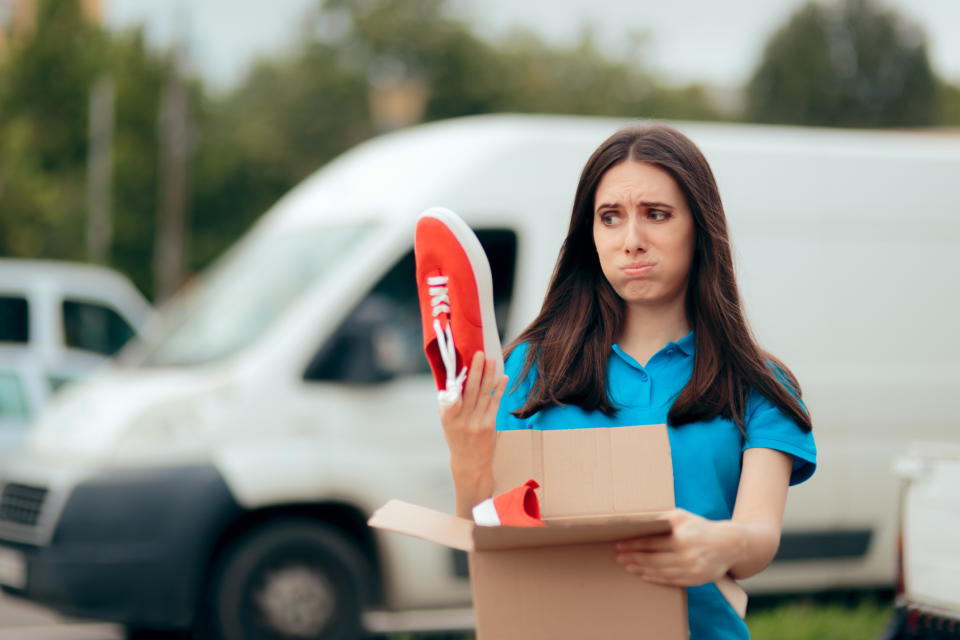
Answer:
[{"left": 496, "top": 332, "right": 817, "bottom": 640}]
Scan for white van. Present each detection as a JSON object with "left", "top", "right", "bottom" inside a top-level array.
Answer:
[{"left": 0, "top": 115, "right": 957, "bottom": 639}]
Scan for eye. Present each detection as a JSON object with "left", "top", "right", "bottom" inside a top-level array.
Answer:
[
  {"left": 648, "top": 210, "right": 671, "bottom": 222},
  {"left": 598, "top": 211, "right": 621, "bottom": 226}
]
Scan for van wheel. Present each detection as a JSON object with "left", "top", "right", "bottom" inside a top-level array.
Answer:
[{"left": 208, "top": 520, "right": 372, "bottom": 640}]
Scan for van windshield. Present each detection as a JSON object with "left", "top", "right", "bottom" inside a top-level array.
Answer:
[{"left": 137, "top": 224, "right": 371, "bottom": 367}]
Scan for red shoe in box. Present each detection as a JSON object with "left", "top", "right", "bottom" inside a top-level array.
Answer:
[
  {"left": 415, "top": 207, "right": 503, "bottom": 408},
  {"left": 472, "top": 479, "right": 545, "bottom": 527}
]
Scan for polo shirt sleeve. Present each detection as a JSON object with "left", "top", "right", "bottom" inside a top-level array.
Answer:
[
  {"left": 496, "top": 342, "right": 536, "bottom": 431},
  {"left": 743, "top": 370, "right": 817, "bottom": 486}
]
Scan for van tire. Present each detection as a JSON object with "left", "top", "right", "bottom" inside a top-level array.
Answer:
[{"left": 208, "top": 520, "right": 372, "bottom": 640}]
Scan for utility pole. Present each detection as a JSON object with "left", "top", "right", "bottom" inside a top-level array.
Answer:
[
  {"left": 86, "top": 74, "right": 115, "bottom": 265},
  {"left": 153, "top": 44, "right": 190, "bottom": 302}
]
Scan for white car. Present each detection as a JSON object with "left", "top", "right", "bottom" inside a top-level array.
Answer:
[{"left": 0, "top": 259, "right": 152, "bottom": 449}]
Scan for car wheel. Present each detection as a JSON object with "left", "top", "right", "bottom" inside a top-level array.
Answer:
[{"left": 208, "top": 520, "right": 373, "bottom": 640}]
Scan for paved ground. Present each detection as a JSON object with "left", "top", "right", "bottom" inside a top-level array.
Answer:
[{"left": 0, "top": 591, "right": 122, "bottom": 640}]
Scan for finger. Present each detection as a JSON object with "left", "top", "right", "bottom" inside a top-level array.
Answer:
[
  {"left": 479, "top": 355, "right": 499, "bottom": 397},
  {"left": 660, "top": 509, "right": 692, "bottom": 526},
  {"left": 616, "top": 535, "right": 675, "bottom": 552},
  {"left": 616, "top": 551, "right": 683, "bottom": 569},
  {"left": 483, "top": 375, "right": 508, "bottom": 417},
  {"left": 624, "top": 566, "right": 689, "bottom": 586},
  {"left": 461, "top": 351, "right": 486, "bottom": 411},
  {"left": 438, "top": 397, "right": 463, "bottom": 421}
]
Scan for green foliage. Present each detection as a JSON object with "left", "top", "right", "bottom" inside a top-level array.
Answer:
[
  {"left": 746, "top": 0, "right": 939, "bottom": 127},
  {"left": 185, "top": 0, "right": 723, "bottom": 280},
  {"left": 13, "top": 0, "right": 957, "bottom": 304},
  {"left": 940, "top": 82, "right": 960, "bottom": 126},
  {"left": 189, "top": 39, "right": 372, "bottom": 273},
  {"left": 0, "top": 0, "right": 172, "bottom": 298},
  {"left": 383, "top": 599, "right": 893, "bottom": 640},
  {"left": 747, "top": 598, "right": 891, "bottom": 640},
  {"left": 107, "top": 30, "right": 172, "bottom": 299},
  {"left": 0, "top": 0, "right": 102, "bottom": 260}
]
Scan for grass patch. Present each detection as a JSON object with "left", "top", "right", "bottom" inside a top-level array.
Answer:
[
  {"left": 747, "top": 597, "right": 892, "bottom": 640},
  {"left": 384, "top": 596, "right": 894, "bottom": 639}
]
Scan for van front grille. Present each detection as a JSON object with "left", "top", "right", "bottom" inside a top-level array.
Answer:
[{"left": 0, "top": 483, "right": 48, "bottom": 527}]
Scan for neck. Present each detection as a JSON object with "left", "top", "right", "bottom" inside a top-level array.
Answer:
[{"left": 617, "top": 296, "right": 691, "bottom": 366}]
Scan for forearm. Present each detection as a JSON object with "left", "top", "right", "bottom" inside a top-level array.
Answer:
[
  {"left": 451, "top": 460, "right": 494, "bottom": 519},
  {"left": 717, "top": 519, "right": 782, "bottom": 580}
]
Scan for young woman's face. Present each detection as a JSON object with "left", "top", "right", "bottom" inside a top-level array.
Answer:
[{"left": 593, "top": 161, "right": 695, "bottom": 308}]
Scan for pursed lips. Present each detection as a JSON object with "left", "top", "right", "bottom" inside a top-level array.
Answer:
[{"left": 621, "top": 262, "right": 655, "bottom": 276}]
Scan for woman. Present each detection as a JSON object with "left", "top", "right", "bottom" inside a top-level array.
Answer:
[{"left": 440, "top": 124, "right": 816, "bottom": 639}]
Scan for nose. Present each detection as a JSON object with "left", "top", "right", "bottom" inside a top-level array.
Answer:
[{"left": 623, "top": 216, "right": 646, "bottom": 254}]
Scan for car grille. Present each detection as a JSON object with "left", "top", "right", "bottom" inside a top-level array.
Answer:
[{"left": 0, "top": 483, "right": 48, "bottom": 527}]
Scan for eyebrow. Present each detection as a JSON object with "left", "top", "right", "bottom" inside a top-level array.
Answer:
[{"left": 595, "top": 201, "right": 676, "bottom": 211}]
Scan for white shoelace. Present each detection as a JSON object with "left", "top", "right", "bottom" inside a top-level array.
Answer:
[{"left": 428, "top": 275, "right": 467, "bottom": 407}]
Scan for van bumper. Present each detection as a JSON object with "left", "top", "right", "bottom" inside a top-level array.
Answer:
[{"left": 0, "top": 464, "right": 241, "bottom": 629}]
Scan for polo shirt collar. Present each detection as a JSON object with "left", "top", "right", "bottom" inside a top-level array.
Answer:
[
  {"left": 610, "top": 330, "right": 695, "bottom": 367},
  {"left": 670, "top": 331, "right": 695, "bottom": 357}
]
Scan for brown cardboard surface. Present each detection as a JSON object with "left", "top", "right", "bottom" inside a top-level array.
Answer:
[
  {"left": 470, "top": 543, "right": 687, "bottom": 640},
  {"left": 368, "top": 424, "right": 747, "bottom": 639},
  {"left": 492, "top": 425, "right": 676, "bottom": 516}
]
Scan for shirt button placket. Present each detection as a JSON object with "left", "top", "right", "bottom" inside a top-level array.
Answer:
[{"left": 637, "top": 369, "right": 651, "bottom": 407}]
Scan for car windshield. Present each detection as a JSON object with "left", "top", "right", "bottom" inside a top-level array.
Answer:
[{"left": 137, "top": 224, "right": 371, "bottom": 366}]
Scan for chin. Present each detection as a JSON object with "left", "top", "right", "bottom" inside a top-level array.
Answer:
[{"left": 616, "top": 283, "right": 681, "bottom": 308}]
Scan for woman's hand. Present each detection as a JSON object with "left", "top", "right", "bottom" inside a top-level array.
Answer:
[
  {"left": 615, "top": 509, "right": 746, "bottom": 587},
  {"left": 440, "top": 351, "right": 508, "bottom": 518},
  {"left": 615, "top": 448, "right": 793, "bottom": 585}
]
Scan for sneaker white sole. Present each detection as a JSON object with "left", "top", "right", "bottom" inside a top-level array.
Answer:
[{"left": 417, "top": 206, "right": 504, "bottom": 381}]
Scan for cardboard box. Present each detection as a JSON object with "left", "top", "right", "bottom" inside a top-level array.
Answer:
[{"left": 370, "top": 424, "right": 744, "bottom": 639}]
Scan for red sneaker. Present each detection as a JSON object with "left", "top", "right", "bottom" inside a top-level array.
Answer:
[
  {"left": 472, "top": 479, "right": 545, "bottom": 527},
  {"left": 415, "top": 207, "right": 503, "bottom": 408}
]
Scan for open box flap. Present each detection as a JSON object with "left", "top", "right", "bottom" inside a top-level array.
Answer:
[
  {"left": 369, "top": 500, "right": 674, "bottom": 553},
  {"left": 473, "top": 514, "right": 671, "bottom": 551},
  {"left": 368, "top": 499, "right": 476, "bottom": 552}
]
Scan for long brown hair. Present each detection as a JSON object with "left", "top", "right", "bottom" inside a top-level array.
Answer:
[{"left": 507, "top": 123, "right": 811, "bottom": 434}]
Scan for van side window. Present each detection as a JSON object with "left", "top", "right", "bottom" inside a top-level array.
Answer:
[
  {"left": 62, "top": 300, "right": 136, "bottom": 356},
  {"left": 0, "top": 296, "right": 29, "bottom": 343},
  {"left": 304, "top": 229, "right": 517, "bottom": 383},
  {"left": 0, "top": 371, "right": 30, "bottom": 421}
]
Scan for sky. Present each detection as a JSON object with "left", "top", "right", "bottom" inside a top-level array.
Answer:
[{"left": 105, "top": 0, "right": 960, "bottom": 92}]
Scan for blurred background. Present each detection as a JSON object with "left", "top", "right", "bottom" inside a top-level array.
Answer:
[
  {"left": 1, "top": 0, "right": 958, "bottom": 305},
  {"left": 0, "top": 0, "right": 958, "bottom": 638}
]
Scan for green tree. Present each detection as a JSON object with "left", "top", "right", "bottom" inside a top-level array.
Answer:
[
  {"left": 107, "top": 29, "right": 174, "bottom": 299},
  {"left": 746, "top": 0, "right": 939, "bottom": 127},
  {"left": 941, "top": 82, "right": 960, "bottom": 126},
  {"left": 189, "top": 40, "right": 371, "bottom": 273},
  {"left": 1, "top": 0, "right": 725, "bottom": 301},
  {"left": 0, "top": 0, "right": 172, "bottom": 299},
  {"left": 0, "top": 0, "right": 104, "bottom": 258}
]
